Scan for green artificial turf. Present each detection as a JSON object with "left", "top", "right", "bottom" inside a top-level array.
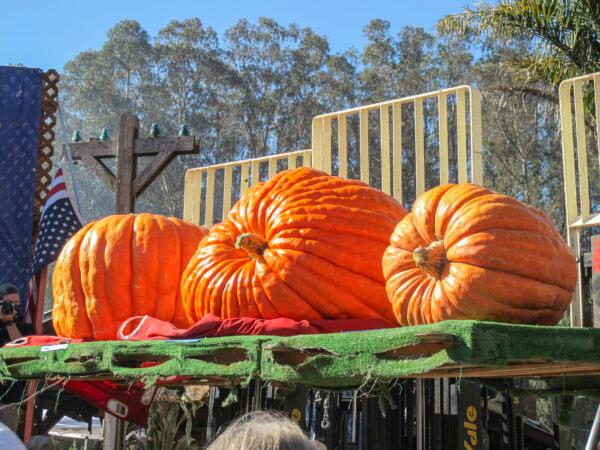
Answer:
[{"left": 1, "top": 321, "right": 600, "bottom": 389}]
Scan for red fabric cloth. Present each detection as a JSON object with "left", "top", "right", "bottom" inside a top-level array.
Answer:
[
  {"left": 118, "top": 313, "right": 391, "bottom": 340},
  {"left": 3, "top": 335, "right": 82, "bottom": 347}
]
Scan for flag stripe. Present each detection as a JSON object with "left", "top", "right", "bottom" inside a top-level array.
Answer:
[
  {"left": 33, "top": 164, "right": 83, "bottom": 274},
  {"left": 47, "top": 182, "right": 67, "bottom": 200}
]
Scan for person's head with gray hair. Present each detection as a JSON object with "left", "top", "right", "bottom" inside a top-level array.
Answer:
[{"left": 207, "top": 410, "right": 318, "bottom": 450}]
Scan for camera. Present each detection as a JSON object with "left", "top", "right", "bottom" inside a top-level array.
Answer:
[
  {"left": 0, "top": 284, "right": 20, "bottom": 324},
  {"left": 0, "top": 300, "right": 17, "bottom": 317}
]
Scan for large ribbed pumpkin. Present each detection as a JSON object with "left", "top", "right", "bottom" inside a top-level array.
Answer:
[
  {"left": 52, "top": 213, "right": 208, "bottom": 340},
  {"left": 382, "top": 183, "right": 576, "bottom": 326},
  {"left": 181, "top": 167, "right": 407, "bottom": 324}
]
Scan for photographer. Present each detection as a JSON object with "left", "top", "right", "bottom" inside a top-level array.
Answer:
[
  {"left": 0, "top": 284, "right": 35, "bottom": 344},
  {"left": 0, "top": 284, "right": 36, "bottom": 432}
]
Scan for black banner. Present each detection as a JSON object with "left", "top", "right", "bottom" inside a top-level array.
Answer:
[{"left": 457, "top": 380, "right": 483, "bottom": 450}]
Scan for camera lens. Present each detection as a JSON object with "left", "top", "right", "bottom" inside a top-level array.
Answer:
[{"left": 1, "top": 302, "right": 15, "bottom": 315}]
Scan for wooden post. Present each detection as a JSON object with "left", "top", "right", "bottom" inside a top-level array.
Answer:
[
  {"left": 114, "top": 113, "right": 137, "bottom": 214},
  {"left": 23, "top": 267, "right": 48, "bottom": 443}
]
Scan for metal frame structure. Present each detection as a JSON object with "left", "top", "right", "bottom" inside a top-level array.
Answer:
[
  {"left": 184, "top": 85, "right": 483, "bottom": 227},
  {"left": 559, "top": 72, "right": 600, "bottom": 327}
]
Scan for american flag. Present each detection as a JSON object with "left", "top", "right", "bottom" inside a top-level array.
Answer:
[{"left": 32, "top": 166, "right": 83, "bottom": 273}]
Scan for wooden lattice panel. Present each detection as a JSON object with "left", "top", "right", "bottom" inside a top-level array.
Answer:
[{"left": 34, "top": 69, "right": 59, "bottom": 229}]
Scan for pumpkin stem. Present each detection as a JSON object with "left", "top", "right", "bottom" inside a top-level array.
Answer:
[
  {"left": 236, "top": 233, "right": 269, "bottom": 258},
  {"left": 413, "top": 240, "right": 446, "bottom": 280}
]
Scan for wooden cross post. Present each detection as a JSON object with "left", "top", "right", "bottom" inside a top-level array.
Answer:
[{"left": 69, "top": 112, "right": 198, "bottom": 214}]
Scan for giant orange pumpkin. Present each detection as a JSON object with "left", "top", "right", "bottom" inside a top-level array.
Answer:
[
  {"left": 52, "top": 214, "right": 208, "bottom": 340},
  {"left": 181, "top": 167, "right": 407, "bottom": 324},
  {"left": 382, "top": 183, "right": 576, "bottom": 326}
]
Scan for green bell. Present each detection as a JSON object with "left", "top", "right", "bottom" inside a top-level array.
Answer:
[
  {"left": 100, "top": 128, "right": 109, "bottom": 141},
  {"left": 72, "top": 130, "right": 82, "bottom": 142}
]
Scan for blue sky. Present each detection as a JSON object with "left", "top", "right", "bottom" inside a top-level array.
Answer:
[{"left": 1, "top": 0, "right": 470, "bottom": 71}]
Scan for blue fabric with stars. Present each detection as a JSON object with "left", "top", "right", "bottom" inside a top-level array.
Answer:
[
  {"left": 33, "top": 196, "right": 82, "bottom": 273},
  {"left": 0, "top": 66, "right": 43, "bottom": 312}
]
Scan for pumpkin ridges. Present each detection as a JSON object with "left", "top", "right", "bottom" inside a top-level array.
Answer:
[
  {"left": 267, "top": 247, "right": 395, "bottom": 322},
  {"left": 261, "top": 172, "right": 405, "bottom": 234},
  {"left": 263, "top": 171, "right": 367, "bottom": 224},
  {"left": 69, "top": 223, "right": 96, "bottom": 338},
  {"left": 269, "top": 209, "right": 400, "bottom": 244},
  {"left": 388, "top": 271, "right": 425, "bottom": 326},
  {"left": 254, "top": 258, "right": 323, "bottom": 319},
  {"left": 442, "top": 272, "right": 566, "bottom": 325},
  {"left": 131, "top": 214, "right": 160, "bottom": 319},
  {"left": 446, "top": 263, "right": 573, "bottom": 311},
  {"left": 205, "top": 259, "right": 244, "bottom": 318},
  {"left": 433, "top": 184, "right": 491, "bottom": 238},
  {"left": 251, "top": 265, "right": 283, "bottom": 318},
  {"left": 269, "top": 189, "right": 405, "bottom": 229},
  {"left": 389, "top": 215, "right": 427, "bottom": 253},
  {"left": 444, "top": 196, "right": 561, "bottom": 249},
  {"left": 99, "top": 216, "right": 135, "bottom": 339},
  {"left": 81, "top": 219, "right": 118, "bottom": 340},
  {"left": 420, "top": 278, "right": 438, "bottom": 324},
  {"left": 263, "top": 248, "right": 354, "bottom": 319},
  {"left": 152, "top": 215, "right": 181, "bottom": 324},
  {"left": 223, "top": 264, "right": 248, "bottom": 318},
  {"left": 240, "top": 263, "right": 261, "bottom": 317},
  {"left": 408, "top": 277, "right": 435, "bottom": 326},
  {"left": 270, "top": 230, "right": 390, "bottom": 283},
  {"left": 412, "top": 184, "right": 454, "bottom": 243},
  {"left": 430, "top": 282, "right": 467, "bottom": 323},
  {"left": 448, "top": 229, "right": 576, "bottom": 290},
  {"left": 436, "top": 263, "right": 572, "bottom": 325},
  {"left": 191, "top": 255, "right": 241, "bottom": 319},
  {"left": 52, "top": 222, "right": 96, "bottom": 338},
  {"left": 269, "top": 184, "right": 404, "bottom": 220},
  {"left": 240, "top": 181, "right": 272, "bottom": 237}
]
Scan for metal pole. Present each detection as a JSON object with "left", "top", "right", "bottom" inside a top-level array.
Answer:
[
  {"left": 57, "top": 102, "right": 84, "bottom": 220},
  {"left": 585, "top": 403, "right": 600, "bottom": 450}
]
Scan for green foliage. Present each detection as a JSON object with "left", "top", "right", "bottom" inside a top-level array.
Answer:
[
  {"left": 438, "top": 0, "right": 600, "bottom": 86},
  {"left": 144, "top": 397, "right": 200, "bottom": 450}
]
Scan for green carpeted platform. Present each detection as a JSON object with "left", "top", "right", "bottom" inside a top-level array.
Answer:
[{"left": 2, "top": 321, "right": 600, "bottom": 388}]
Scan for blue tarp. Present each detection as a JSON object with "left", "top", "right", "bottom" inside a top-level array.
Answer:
[{"left": 0, "top": 66, "right": 43, "bottom": 312}]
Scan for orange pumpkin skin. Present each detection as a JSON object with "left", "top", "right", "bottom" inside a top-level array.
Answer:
[
  {"left": 382, "top": 183, "right": 576, "bottom": 326},
  {"left": 181, "top": 167, "right": 408, "bottom": 324},
  {"left": 52, "top": 214, "right": 208, "bottom": 340}
]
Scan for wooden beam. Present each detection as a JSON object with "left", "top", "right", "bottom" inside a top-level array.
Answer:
[
  {"left": 69, "top": 136, "right": 196, "bottom": 157},
  {"left": 64, "top": 113, "right": 199, "bottom": 215},
  {"left": 69, "top": 141, "right": 116, "bottom": 157},
  {"left": 115, "top": 113, "right": 137, "bottom": 214},
  {"left": 133, "top": 136, "right": 196, "bottom": 155},
  {"left": 132, "top": 151, "right": 175, "bottom": 197},
  {"left": 81, "top": 156, "right": 115, "bottom": 191}
]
